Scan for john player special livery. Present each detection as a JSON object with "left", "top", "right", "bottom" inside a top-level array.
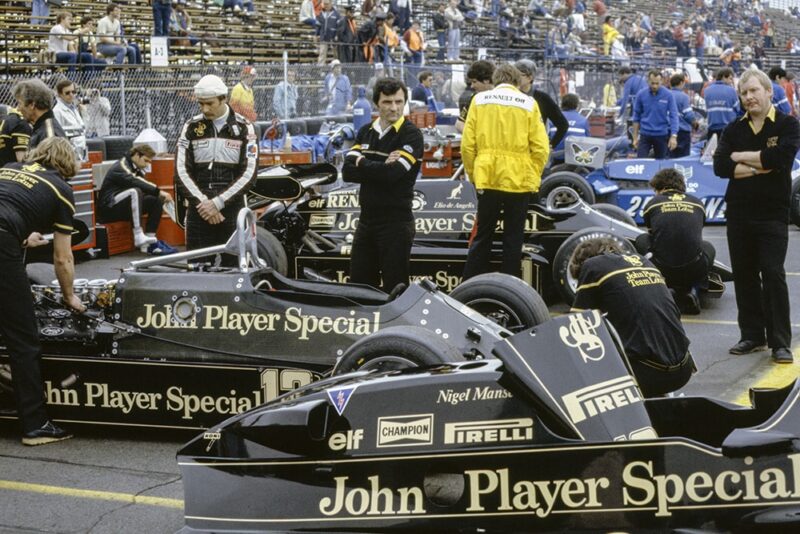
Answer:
[
  {"left": 179, "top": 310, "right": 800, "bottom": 532},
  {"left": 0, "top": 207, "right": 548, "bottom": 429}
]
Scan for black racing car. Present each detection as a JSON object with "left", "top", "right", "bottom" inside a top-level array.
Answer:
[
  {"left": 178, "top": 311, "right": 800, "bottom": 532},
  {"left": 0, "top": 209, "right": 547, "bottom": 430},
  {"left": 252, "top": 165, "right": 732, "bottom": 304}
]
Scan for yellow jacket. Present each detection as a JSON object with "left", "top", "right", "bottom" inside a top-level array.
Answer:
[
  {"left": 602, "top": 23, "right": 620, "bottom": 55},
  {"left": 461, "top": 84, "right": 550, "bottom": 193}
]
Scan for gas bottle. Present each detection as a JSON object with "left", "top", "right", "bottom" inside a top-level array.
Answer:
[{"left": 352, "top": 87, "right": 372, "bottom": 132}]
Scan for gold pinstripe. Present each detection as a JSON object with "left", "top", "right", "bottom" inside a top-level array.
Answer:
[
  {"left": 5, "top": 168, "right": 76, "bottom": 212},
  {"left": 642, "top": 200, "right": 706, "bottom": 217},
  {"left": 397, "top": 150, "right": 416, "bottom": 164},
  {"left": 576, "top": 266, "right": 664, "bottom": 291}
]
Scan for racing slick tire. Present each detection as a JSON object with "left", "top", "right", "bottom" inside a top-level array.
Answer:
[
  {"left": 791, "top": 179, "right": 800, "bottom": 228},
  {"left": 539, "top": 171, "right": 596, "bottom": 206},
  {"left": 592, "top": 203, "right": 638, "bottom": 227},
  {"left": 333, "top": 326, "right": 464, "bottom": 375},
  {"left": 449, "top": 272, "right": 550, "bottom": 330},
  {"left": 552, "top": 226, "right": 636, "bottom": 305},
  {"left": 255, "top": 227, "right": 288, "bottom": 275},
  {"left": 548, "top": 163, "right": 589, "bottom": 176}
]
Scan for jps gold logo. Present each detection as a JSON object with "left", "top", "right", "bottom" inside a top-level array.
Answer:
[
  {"left": 669, "top": 193, "right": 685, "bottom": 202},
  {"left": 194, "top": 122, "right": 207, "bottom": 136},
  {"left": 622, "top": 254, "right": 643, "bottom": 267},
  {"left": 559, "top": 311, "right": 605, "bottom": 363},
  {"left": 767, "top": 136, "right": 778, "bottom": 147}
]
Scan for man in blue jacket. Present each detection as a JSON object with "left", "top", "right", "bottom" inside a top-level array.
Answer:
[
  {"left": 669, "top": 73, "right": 698, "bottom": 158},
  {"left": 704, "top": 67, "right": 741, "bottom": 140},
  {"left": 617, "top": 66, "right": 646, "bottom": 121},
  {"left": 768, "top": 67, "right": 792, "bottom": 115},
  {"left": 632, "top": 69, "right": 679, "bottom": 159},
  {"left": 549, "top": 93, "right": 589, "bottom": 163}
]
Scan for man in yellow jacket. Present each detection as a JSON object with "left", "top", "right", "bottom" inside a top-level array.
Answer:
[{"left": 461, "top": 63, "right": 550, "bottom": 280}]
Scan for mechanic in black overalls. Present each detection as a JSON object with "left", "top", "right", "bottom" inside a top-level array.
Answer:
[
  {"left": 0, "top": 137, "right": 85, "bottom": 445},
  {"left": 12, "top": 79, "right": 66, "bottom": 150},
  {"left": 570, "top": 238, "right": 694, "bottom": 397},
  {"left": 713, "top": 69, "right": 800, "bottom": 364},
  {"left": 0, "top": 107, "right": 32, "bottom": 167},
  {"left": 343, "top": 77, "right": 423, "bottom": 291},
  {"left": 638, "top": 168, "right": 715, "bottom": 315},
  {"left": 175, "top": 74, "right": 258, "bottom": 255}
]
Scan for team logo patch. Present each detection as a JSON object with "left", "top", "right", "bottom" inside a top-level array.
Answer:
[
  {"left": 403, "top": 144, "right": 414, "bottom": 153},
  {"left": 669, "top": 193, "right": 685, "bottom": 201},
  {"left": 559, "top": 311, "right": 605, "bottom": 363},
  {"left": 193, "top": 123, "right": 207, "bottom": 136},
  {"left": 246, "top": 142, "right": 257, "bottom": 158},
  {"left": 767, "top": 136, "right": 778, "bottom": 148},
  {"left": 327, "top": 386, "right": 358, "bottom": 416},
  {"left": 572, "top": 144, "right": 600, "bottom": 165},
  {"left": 225, "top": 139, "right": 242, "bottom": 150},
  {"left": 622, "top": 254, "right": 643, "bottom": 267}
]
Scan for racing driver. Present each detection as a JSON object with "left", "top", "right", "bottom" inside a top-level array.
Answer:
[{"left": 175, "top": 74, "right": 258, "bottom": 254}]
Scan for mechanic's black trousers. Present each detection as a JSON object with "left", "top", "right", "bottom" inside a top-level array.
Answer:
[
  {"left": 463, "top": 189, "right": 529, "bottom": 280},
  {"left": 727, "top": 217, "right": 791, "bottom": 349},
  {"left": 186, "top": 202, "right": 241, "bottom": 250},
  {"left": 98, "top": 189, "right": 163, "bottom": 234},
  {"left": 350, "top": 218, "right": 415, "bottom": 292},
  {"left": 0, "top": 231, "right": 48, "bottom": 433}
]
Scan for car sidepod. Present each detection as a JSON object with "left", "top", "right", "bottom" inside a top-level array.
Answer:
[{"left": 178, "top": 313, "right": 800, "bottom": 532}]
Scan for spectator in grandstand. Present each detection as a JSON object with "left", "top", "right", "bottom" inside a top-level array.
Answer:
[
  {"left": 655, "top": 21, "right": 675, "bottom": 48},
  {"left": 316, "top": 0, "right": 341, "bottom": 65},
  {"left": 704, "top": 67, "right": 741, "bottom": 140},
  {"left": 411, "top": 71, "right": 437, "bottom": 112},
  {"left": 82, "top": 89, "right": 111, "bottom": 138},
  {"left": 73, "top": 17, "right": 109, "bottom": 70},
  {"left": 97, "top": 4, "right": 142, "bottom": 65},
  {"left": 631, "top": 69, "right": 679, "bottom": 159},
  {"left": 273, "top": 70, "right": 299, "bottom": 119},
  {"left": 402, "top": 20, "right": 425, "bottom": 73},
  {"left": 152, "top": 0, "right": 172, "bottom": 37},
  {"left": 718, "top": 46, "right": 741, "bottom": 75},
  {"left": 379, "top": 12, "right": 401, "bottom": 68},
  {"left": 31, "top": 0, "right": 49, "bottom": 26},
  {"left": 761, "top": 18, "right": 773, "bottom": 49},
  {"left": 569, "top": 238, "right": 694, "bottom": 397},
  {"left": 515, "top": 59, "right": 568, "bottom": 150},
  {"left": 456, "top": 60, "right": 494, "bottom": 132},
  {"left": 230, "top": 66, "right": 258, "bottom": 122},
  {"left": 322, "top": 59, "right": 353, "bottom": 114},
  {"left": 768, "top": 67, "right": 792, "bottom": 115},
  {"left": 550, "top": 93, "right": 589, "bottom": 161},
  {"left": 602, "top": 16, "right": 619, "bottom": 55},
  {"left": 336, "top": 5, "right": 360, "bottom": 64},
  {"left": 445, "top": 0, "right": 465, "bottom": 61},
  {"left": 223, "top": 0, "right": 255, "bottom": 18},
  {"left": 462, "top": 64, "right": 549, "bottom": 280},
  {"left": 175, "top": 74, "right": 258, "bottom": 256},
  {"left": 694, "top": 24, "right": 705, "bottom": 61},
  {"left": 783, "top": 72, "right": 797, "bottom": 116},
  {"left": 98, "top": 144, "right": 177, "bottom": 255},
  {"left": 391, "top": 0, "right": 413, "bottom": 32},
  {"left": 48, "top": 13, "right": 97, "bottom": 72},
  {"left": 343, "top": 77, "right": 423, "bottom": 291},
  {"left": 52, "top": 79, "right": 88, "bottom": 162},
  {"left": 668, "top": 74, "right": 698, "bottom": 158},
  {"left": 617, "top": 66, "right": 646, "bottom": 121},
  {"left": 0, "top": 106, "right": 32, "bottom": 168},
  {"left": 300, "top": 0, "right": 319, "bottom": 30},
  {"left": 433, "top": 3, "right": 448, "bottom": 60},
  {"left": 169, "top": 4, "right": 202, "bottom": 48},
  {"left": 12, "top": 79, "right": 66, "bottom": 150}
]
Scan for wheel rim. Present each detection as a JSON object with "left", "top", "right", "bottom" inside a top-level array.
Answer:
[
  {"left": 359, "top": 355, "right": 419, "bottom": 373},
  {"left": 463, "top": 297, "right": 523, "bottom": 329}
]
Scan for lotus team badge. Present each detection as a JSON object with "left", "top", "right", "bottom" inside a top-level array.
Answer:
[
  {"left": 328, "top": 386, "right": 358, "bottom": 416},
  {"left": 571, "top": 143, "right": 600, "bottom": 165},
  {"left": 559, "top": 311, "right": 605, "bottom": 363},
  {"left": 622, "top": 254, "right": 643, "bottom": 267}
]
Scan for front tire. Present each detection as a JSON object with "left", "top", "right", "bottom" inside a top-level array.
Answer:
[
  {"left": 255, "top": 227, "right": 288, "bottom": 275},
  {"left": 449, "top": 272, "right": 550, "bottom": 331},
  {"left": 539, "top": 171, "right": 596, "bottom": 205},
  {"left": 552, "top": 227, "right": 636, "bottom": 305},
  {"left": 333, "top": 326, "right": 464, "bottom": 375}
]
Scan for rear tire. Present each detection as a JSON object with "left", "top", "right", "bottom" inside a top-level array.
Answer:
[
  {"left": 539, "top": 171, "right": 596, "bottom": 205},
  {"left": 450, "top": 273, "right": 549, "bottom": 331},
  {"left": 552, "top": 227, "right": 636, "bottom": 305},
  {"left": 255, "top": 227, "right": 288, "bottom": 275},
  {"left": 333, "top": 326, "right": 464, "bottom": 375}
]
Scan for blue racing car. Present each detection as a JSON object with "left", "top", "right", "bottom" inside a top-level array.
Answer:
[{"left": 540, "top": 136, "right": 800, "bottom": 225}]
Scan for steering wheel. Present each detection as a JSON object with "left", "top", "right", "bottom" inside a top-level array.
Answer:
[{"left": 545, "top": 185, "right": 582, "bottom": 211}]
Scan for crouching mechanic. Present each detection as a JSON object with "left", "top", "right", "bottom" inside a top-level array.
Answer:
[
  {"left": 343, "top": 77, "right": 423, "bottom": 291},
  {"left": 639, "top": 168, "right": 715, "bottom": 314},
  {"left": 0, "top": 137, "right": 85, "bottom": 445},
  {"left": 175, "top": 74, "right": 258, "bottom": 255},
  {"left": 570, "top": 238, "right": 695, "bottom": 397},
  {"left": 98, "top": 144, "right": 177, "bottom": 255}
]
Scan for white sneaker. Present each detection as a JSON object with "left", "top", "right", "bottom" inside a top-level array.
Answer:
[{"left": 134, "top": 231, "right": 157, "bottom": 249}]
